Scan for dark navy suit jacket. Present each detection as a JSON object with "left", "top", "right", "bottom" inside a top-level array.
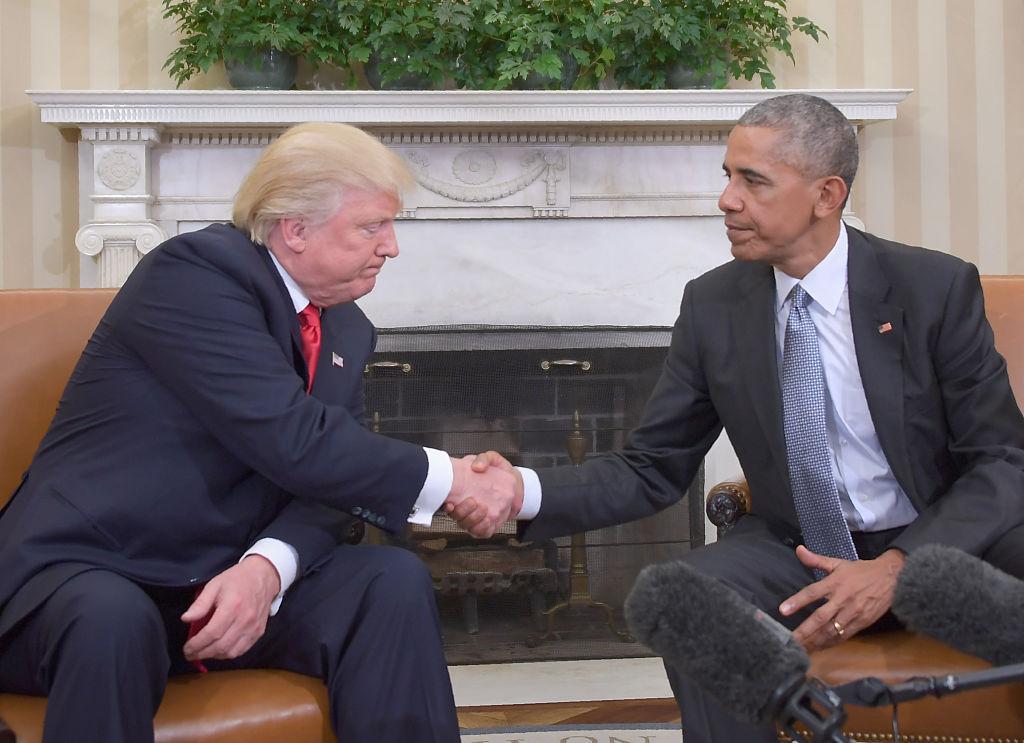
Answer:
[
  {"left": 525, "top": 227, "right": 1024, "bottom": 556},
  {"left": 0, "top": 224, "right": 427, "bottom": 639}
]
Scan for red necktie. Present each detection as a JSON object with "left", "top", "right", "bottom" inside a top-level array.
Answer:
[
  {"left": 186, "top": 603, "right": 210, "bottom": 673},
  {"left": 298, "top": 303, "right": 322, "bottom": 393}
]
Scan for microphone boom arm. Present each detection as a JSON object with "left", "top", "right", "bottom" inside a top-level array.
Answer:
[{"left": 834, "top": 662, "right": 1024, "bottom": 707}]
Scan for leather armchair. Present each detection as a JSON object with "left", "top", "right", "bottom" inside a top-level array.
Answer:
[
  {"left": 0, "top": 290, "right": 338, "bottom": 742},
  {"left": 703, "top": 275, "right": 1024, "bottom": 742}
]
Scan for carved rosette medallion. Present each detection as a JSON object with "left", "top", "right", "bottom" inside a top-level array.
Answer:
[
  {"left": 452, "top": 150, "right": 497, "bottom": 185},
  {"left": 97, "top": 149, "right": 141, "bottom": 191}
]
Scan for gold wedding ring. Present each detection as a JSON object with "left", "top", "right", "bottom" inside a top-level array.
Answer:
[{"left": 833, "top": 620, "right": 845, "bottom": 637}]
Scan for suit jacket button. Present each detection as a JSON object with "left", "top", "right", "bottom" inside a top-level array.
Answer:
[
  {"left": 352, "top": 506, "right": 362, "bottom": 516},
  {"left": 376, "top": 515, "right": 386, "bottom": 526}
]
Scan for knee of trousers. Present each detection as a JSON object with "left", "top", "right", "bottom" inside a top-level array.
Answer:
[
  {"left": 364, "top": 545, "right": 435, "bottom": 601},
  {"left": 43, "top": 574, "right": 170, "bottom": 679},
  {"left": 678, "top": 542, "right": 777, "bottom": 608}
]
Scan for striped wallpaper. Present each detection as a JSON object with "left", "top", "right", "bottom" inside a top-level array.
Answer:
[{"left": 0, "top": 0, "right": 1021, "bottom": 288}]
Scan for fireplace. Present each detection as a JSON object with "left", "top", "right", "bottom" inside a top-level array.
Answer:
[{"left": 363, "top": 327, "right": 702, "bottom": 663}]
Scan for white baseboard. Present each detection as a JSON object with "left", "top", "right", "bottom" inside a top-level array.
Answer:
[{"left": 450, "top": 657, "right": 673, "bottom": 707}]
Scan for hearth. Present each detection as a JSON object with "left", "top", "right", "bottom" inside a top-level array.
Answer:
[{"left": 363, "top": 326, "right": 704, "bottom": 664}]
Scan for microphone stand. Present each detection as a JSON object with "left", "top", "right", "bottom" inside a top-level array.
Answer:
[
  {"left": 769, "top": 674, "right": 853, "bottom": 743},
  {"left": 834, "top": 662, "right": 1024, "bottom": 706}
]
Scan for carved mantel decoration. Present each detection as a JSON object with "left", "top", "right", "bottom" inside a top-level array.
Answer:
[{"left": 29, "top": 89, "right": 908, "bottom": 319}]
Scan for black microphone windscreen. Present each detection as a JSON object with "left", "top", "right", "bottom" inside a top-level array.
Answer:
[
  {"left": 892, "top": 544, "right": 1024, "bottom": 665},
  {"left": 624, "top": 559, "right": 809, "bottom": 724}
]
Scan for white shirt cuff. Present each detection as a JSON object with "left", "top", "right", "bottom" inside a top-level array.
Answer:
[
  {"left": 516, "top": 467, "right": 542, "bottom": 520},
  {"left": 408, "top": 447, "right": 453, "bottom": 525},
  {"left": 242, "top": 537, "right": 299, "bottom": 616}
]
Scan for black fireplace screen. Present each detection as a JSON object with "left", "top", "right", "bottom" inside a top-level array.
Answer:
[{"left": 362, "top": 326, "right": 704, "bottom": 664}]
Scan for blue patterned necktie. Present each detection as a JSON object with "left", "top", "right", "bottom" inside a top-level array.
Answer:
[{"left": 782, "top": 285, "right": 858, "bottom": 572}]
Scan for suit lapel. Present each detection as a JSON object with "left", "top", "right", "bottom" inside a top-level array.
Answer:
[
  {"left": 250, "top": 239, "right": 307, "bottom": 381},
  {"left": 734, "top": 264, "right": 789, "bottom": 476},
  {"left": 846, "top": 229, "right": 915, "bottom": 494}
]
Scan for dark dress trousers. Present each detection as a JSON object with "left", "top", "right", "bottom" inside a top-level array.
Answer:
[
  {"left": 522, "top": 227, "right": 1024, "bottom": 742},
  {"left": 0, "top": 224, "right": 458, "bottom": 743}
]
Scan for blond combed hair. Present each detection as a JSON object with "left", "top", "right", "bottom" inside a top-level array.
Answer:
[{"left": 233, "top": 122, "right": 414, "bottom": 245}]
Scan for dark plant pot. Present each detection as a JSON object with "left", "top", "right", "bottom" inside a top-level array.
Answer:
[
  {"left": 665, "top": 62, "right": 715, "bottom": 89},
  {"left": 514, "top": 54, "right": 580, "bottom": 90},
  {"left": 364, "top": 53, "right": 433, "bottom": 90},
  {"left": 225, "top": 48, "right": 298, "bottom": 90}
]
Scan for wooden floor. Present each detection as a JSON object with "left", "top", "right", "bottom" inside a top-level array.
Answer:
[{"left": 458, "top": 697, "right": 680, "bottom": 729}]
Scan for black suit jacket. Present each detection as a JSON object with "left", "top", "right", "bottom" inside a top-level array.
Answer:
[
  {"left": 0, "top": 224, "right": 427, "bottom": 638},
  {"left": 524, "top": 227, "right": 1024, "bottom": 556}
]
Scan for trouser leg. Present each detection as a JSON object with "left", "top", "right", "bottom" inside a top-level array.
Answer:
[
  {"left": 668, "top": 516, "right": 816, "bottom": 743},
  {"left": 0, "top": 570, "right": 170, "bottom": 743},
  {"left": 215, "top": 543, "right": 460, "bottom": 743}
]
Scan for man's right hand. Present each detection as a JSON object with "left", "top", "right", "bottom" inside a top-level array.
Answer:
[{"left": 445, "top": 453, "right": 523, "bottom": 538}]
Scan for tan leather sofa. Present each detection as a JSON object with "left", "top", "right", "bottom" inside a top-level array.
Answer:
[
  {"left": 707, "top": 275, "right": 1024, "bottom": 742},
  {"left": 0, "top": 290, "right": 334, "bottom": 743}
]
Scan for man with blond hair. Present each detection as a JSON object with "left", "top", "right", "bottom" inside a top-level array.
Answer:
[{"left": 0, "top": 123, "right": 516, "bottom": 743}]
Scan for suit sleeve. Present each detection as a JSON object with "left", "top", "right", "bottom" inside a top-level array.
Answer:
[
  {"left": 111, "top": 240, "right": 426, "bottom": 533},
  {"left": 522, "top": 281, "right": 723, "bottom": 541},
  {"left": 893, "top": 262, "right": 1024, "bottom": 555}
]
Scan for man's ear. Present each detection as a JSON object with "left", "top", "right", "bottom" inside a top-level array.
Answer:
[
  {"left": 276, "top": 217, "right": 308, "bottom": 254},
  {"left": 813, "top": 175, "right": 848, "bottom": 218}
]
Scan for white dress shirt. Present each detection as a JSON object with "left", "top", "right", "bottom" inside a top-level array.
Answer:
[
  {"left": 517, "top": 223, "right": 917, "bottom": 534},
  {"left": 772, "top": 223, "right": 917, "bottom": 532}
]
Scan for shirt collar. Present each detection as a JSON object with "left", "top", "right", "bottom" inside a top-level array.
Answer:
[
  {"left": 773, "top": 222, "right": 849, "bottom": 315},
  {"left": 267, "top": 250, "right": 311, "bottom": 314}
]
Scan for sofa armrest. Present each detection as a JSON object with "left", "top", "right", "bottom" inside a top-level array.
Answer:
[{"left": 705, "top": 479, "right": 751, "bottom": 533}]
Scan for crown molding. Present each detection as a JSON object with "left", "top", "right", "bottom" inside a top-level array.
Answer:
[{"left": 27, "top": 89, "right": 911, "bottom": 130}]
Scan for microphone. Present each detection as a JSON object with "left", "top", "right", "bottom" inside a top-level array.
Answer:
[
  {"left": 624, "top": 560, "right": 850, "bottom": 742},
  {"left": 891, "top": 544, "right": 1024, "bottom": 665}
]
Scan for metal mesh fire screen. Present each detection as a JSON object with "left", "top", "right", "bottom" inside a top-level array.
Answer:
[{"left": 362, "top": 326, "right": 704, "bottom": 664}]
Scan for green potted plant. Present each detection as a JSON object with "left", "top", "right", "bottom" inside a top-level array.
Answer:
[
  {"left": 610, "top": 0, "right": 825, "bottom": 89},
  {"left": 161, "top": 0, "right": 351, "bottom": 89},
  {"left": 351, "top": 0, "right": 823, "bottom": 91}
]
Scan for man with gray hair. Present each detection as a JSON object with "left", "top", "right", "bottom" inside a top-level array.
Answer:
[
  {"left": 0, "top": 122, "right": 520, "bottom": 743},
  {"left": 460, "top": 93, "right": 1024, "bottom": 740}
]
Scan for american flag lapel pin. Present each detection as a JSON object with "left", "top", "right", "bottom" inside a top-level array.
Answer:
[
  {"left": 332, "top": 352, "right": 344, "bottom": 368},
  {"left": 878, "top": 322, "right": 893, "bottom": 334}
]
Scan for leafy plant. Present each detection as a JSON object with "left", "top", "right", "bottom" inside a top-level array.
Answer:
[
  {"left": 160, "top": 0, "right": 824, "bottom": 90},
  {"left": 610, "top": 0, "right": 825, "bottom": 90},
  {"left": 160, "top": 0, "right": 350, "bottom": 87}
]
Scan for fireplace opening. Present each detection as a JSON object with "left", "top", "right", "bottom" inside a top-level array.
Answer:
[{"left": 363, "top": 326, "right": 704, "bottom": 664}]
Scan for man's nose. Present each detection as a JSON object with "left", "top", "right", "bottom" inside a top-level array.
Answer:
[
  {"left": 378, "top": 225, "right": 399, "bottom": 258},
  {"left": 718, "top": 180, "right": 741, "bottom": 213}
]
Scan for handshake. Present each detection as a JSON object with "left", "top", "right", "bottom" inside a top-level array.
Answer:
[{"left": 444, "top": 452, "right": 523, "bottom": 538}]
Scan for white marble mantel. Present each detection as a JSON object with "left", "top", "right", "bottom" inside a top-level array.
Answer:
[{"left": 29, "top": 89, "right": 909, "bottom": 327}]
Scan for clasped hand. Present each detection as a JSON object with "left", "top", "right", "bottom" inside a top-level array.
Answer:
[{"left": 444, "top": 451, "right": 523, "bottom": 538}]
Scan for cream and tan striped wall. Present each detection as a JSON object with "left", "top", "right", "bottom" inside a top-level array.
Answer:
[{"left": 1, "top": 0, "right": 1021, "bottom": 288}]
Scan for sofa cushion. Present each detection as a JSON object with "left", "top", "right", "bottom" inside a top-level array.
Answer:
[{"left": 0, "top": 670, "right": 334, "bottom": 743}]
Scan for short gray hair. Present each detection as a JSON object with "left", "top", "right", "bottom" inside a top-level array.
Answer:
[{"left": 737, "top": 93, "right": 858, "bottom": 197}]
